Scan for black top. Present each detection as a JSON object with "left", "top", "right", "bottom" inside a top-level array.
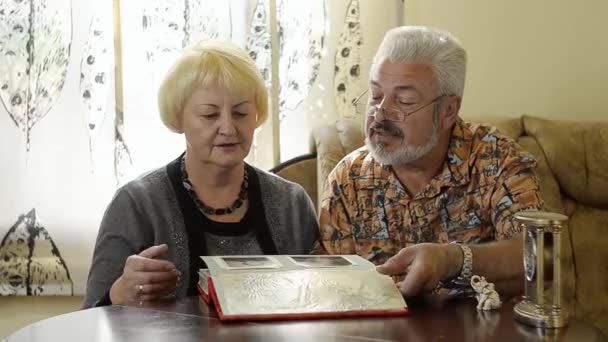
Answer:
[{"left": 165, "top": 155, "right": 278, "bottom": 295}]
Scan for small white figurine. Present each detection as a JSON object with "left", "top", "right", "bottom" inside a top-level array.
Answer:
[{"left": 470, "top": 275, "right": 502, "bottom": 311}]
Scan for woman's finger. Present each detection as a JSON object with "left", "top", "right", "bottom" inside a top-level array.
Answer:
[
  {"left": 138, "top": 244, "right": 169, "bottom": 258},
  {"left": 137, "top": 280, "right": 177, "bottom": 295},
  {"left": 128, "top": 269, "right": 180, "bottom": 284},
  {"left": 125, "top": 254, "right": 176, "bottom": 273},
  {"left": 138, "top": 284, "right": 178, "bottom": 302}
]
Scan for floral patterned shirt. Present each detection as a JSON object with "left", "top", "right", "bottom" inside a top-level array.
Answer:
[{"left": 315, "top": 119, "right": 544, "bottom": 266}]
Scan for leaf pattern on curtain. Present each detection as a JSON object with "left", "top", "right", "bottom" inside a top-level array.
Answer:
[
  {"left": 246, "top": 0, "right": 271, "bottom": 88},
  {"left": 277, "top": 0, "right": 326, "bottom": 119},
  {"left": 0, "top": 0, "right": 72, "bottom": 151},
  {"left": 183, "top": 0, "right": 232, "bottom": 47},
  {"left": 0, "top": 209, "right": 73, "bottom": 296},
  {"left": 114, "top": 126, "right": 134, "bottom": 187},
  {"left": 141, "top": 0, "right": 185, "bottom": 66},
  {"left": 142, "top": 0, "right": 232, "bottom": 64},
  {"left": 80, "top": 2, "right": 114, "bottom": 164},
  {"left": 334, "top": 0, "right": 363, "bottom": 119},
  {"left": 245, "top": 0, "right": 271, "bottom": 165}
]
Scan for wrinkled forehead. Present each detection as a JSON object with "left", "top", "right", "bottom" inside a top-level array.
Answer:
[{"left": 369, "top": 60, "right": 436, "bottom": 95}]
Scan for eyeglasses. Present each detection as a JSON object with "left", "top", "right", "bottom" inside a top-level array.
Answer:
[{"left": 352, "top": 90, "right": 446, "bottom": 122}]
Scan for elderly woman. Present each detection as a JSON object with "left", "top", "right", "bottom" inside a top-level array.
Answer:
[{"left": 83, "top": 41, "right": 319, "bottom": 308}]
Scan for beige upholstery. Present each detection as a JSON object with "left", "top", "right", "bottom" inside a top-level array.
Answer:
[
  {"left": 273, "top": 115, "right": 607, "bottom": 335},
  {"left": 310, "top": 120, "right": 365, "bottom": 197},
  {"left": 522, "top": 116, "right": 608, "bottom": 333},
  {"left": 523, "top": 116, "right": 608, "bottom": 209},
  {"left": 271, "top": 154, "right": 318, "bottom": 210}
]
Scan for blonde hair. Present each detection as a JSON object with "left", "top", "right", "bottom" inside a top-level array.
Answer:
[{"left": 158, "top": 40, "right": 269, "bottom": 132}]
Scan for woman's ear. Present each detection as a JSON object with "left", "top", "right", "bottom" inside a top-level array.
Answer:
[{"left": 440, "top": 95, "right": 461, "bottom": 131}]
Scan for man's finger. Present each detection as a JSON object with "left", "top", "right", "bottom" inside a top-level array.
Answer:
[
  {"left": 376, "top": 247, "right": 416, "bottom": 275},
  {"left": 399, "top": 262, "right": 428, "bottom": 297},
  {"left": 139, "top": 244, "right": 169, "bottom": 258}
]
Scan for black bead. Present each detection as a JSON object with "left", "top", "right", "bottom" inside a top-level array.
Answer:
[{"left": 180, "top": 156, "right": 249, "bottom": 216}]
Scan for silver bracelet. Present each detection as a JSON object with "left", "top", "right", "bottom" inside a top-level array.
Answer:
[
  {"left": 439, "top": 243, "right": 474, "bottom": 289},
  {"left": 458, "top": 244, "right": 473, "bottom": 280}
]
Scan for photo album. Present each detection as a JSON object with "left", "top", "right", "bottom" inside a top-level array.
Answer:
[{"left": 198, "top": 255, "right": 408, "bottom": 321}]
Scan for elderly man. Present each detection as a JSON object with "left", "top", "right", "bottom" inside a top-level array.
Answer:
[{"left": 316, "top": 26, "right": 543, "bottom": 297}]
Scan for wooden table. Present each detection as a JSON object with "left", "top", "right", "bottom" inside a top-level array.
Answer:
[{"left": 4, "top": 295, "right": 606, "bottom": 341}]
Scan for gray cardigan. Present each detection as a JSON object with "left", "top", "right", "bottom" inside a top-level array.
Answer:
[{"left": 83, "top": 162, "right": 319, "bottom": 308}]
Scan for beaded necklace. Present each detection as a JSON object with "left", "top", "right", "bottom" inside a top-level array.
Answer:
[{"left": 180, "top": 156, "right": 248, "bottom": 216}]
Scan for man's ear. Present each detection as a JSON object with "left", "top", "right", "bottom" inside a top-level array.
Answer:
[{"left": 439, "top": 96, "right": 461, "bottom": 131}]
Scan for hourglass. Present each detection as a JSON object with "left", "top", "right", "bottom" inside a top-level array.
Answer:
[{"left": 513, "top": 211, "right": 569, "bottom": 328}]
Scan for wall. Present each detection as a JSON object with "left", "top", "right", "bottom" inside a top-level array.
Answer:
[{"left": 403, "top": 0, "right": 608, "bottom": 121}]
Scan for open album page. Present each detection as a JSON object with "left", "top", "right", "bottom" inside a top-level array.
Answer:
[{"left": 200, "top": 255, "right": 407, "bottom": 318}]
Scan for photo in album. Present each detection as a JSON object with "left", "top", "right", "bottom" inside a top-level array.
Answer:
[
  {"left": 216, "top": 256, "right": 281, "bottom": 270},
  {"left": 289, "top": 255, "right": 354, "bottom": 268}
]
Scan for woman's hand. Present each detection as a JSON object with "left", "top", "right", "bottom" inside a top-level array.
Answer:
[{"left": 109, "top": 244, "right": 181, "bottom": 304}]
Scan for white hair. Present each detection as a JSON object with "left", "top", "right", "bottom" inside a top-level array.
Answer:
[{"left": 372, "top": 26, "right": 467, "bottom": 97}]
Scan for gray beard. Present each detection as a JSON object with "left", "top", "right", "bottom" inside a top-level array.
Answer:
[{"left": 365, "top": 125, "right": 440, "bottom": 165}]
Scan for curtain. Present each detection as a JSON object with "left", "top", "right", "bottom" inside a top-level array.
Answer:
[{"left": 0, "top": 0, "right": 402, "bottom": 295}]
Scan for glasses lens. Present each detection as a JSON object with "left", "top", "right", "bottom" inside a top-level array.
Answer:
[{"left": 354, "top": 103, "right": 369, "bottom": 115}]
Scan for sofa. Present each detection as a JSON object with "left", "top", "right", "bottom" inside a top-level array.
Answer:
[{"left": 273, "top": 115, "right": 608, "bottom": 335}]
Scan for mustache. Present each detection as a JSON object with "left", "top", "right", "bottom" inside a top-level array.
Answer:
[{"left": 369, "top": 121, "right": 403, "bottom": 137}]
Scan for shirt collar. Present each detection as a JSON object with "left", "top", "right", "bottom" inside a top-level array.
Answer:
[{"left": 417, "top": 118, "right": 472, "bottom": 199}]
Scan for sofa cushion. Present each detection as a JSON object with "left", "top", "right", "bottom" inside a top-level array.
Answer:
[
  {"left": 311, "top": 125, "right": 347, "bottom": 197},
  {"left": 311, "top": 120, "right": 365, "bottom": 207},
  {"left": 271, "top": 155, "right": 318, "bottom": 210},
  {"left": 463, "top": 115, "right": 524, "bottom": 141},
  {"left": 335, "top": 119, "right": 365, "bottom": 154},
  {"left": 564, "top": 198, "right": 608, "bottom": 335},
  {"left": 523, "top": 116, "right": 608, "bottom": 209},
  {"left": 517, "top": 137, "right": 564, "bottom": 214}
]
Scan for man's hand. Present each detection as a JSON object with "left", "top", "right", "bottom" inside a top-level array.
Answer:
[
  {"left": 376, "top": 243, "right": 462, "bottom": 297},
  {"left": 109, "top": 244, "right": 181, "bottom": 304}
]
